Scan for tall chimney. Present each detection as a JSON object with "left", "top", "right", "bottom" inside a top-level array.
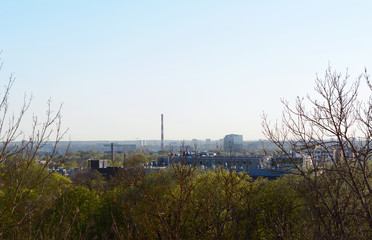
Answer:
[
  {"left": 161, "top": 114, "right": 164, "bottom": 151},
  {"left": 111, "top": 143, "right": 114, "bottom": 162}
]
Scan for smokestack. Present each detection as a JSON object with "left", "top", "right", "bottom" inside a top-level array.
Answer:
[
  {"left": 161, "top": 114, "right": 164, "bottom": 151},
  {"left": 111, "top": 143, "right": 114, "bottom": 162}
]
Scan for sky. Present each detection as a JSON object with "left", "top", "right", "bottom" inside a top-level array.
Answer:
[{"left": 1, "top": 0, "right": 372, "bottom": 141}]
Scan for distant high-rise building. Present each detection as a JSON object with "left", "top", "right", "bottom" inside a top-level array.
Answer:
[{"left": 223, "top": 134, "right": 243, "bottom": 153}]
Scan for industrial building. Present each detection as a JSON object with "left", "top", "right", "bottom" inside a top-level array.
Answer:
[
  {"left": 88, "top": 159, "right": 120, "bottom": 178},
  {"left": 157, "top": 154, "right": 271, "bottom": 171}
]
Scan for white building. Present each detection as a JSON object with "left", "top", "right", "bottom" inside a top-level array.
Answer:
[{"left": 223, "top": 134, "right": 243, "bottom": 153}]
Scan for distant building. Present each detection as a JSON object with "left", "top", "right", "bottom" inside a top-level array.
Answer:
[
  {"left": 123, "top": 144, "right": 136, "bottom": 151},
  {"left": 223, "top": 134, "right": 243, "bottom": 153},
  {"left": 156, "top": 153, "right": 292, "bottom": 180},
  {"left": 271, "top": 156, "right": 310, "bottom": 170},
  {"left": 88, "top": 159, "right": 120, "bottom": 178},
  {"left": 157, "top": 154, "right": 271, "bottom": 171},
  {"left": 88, "top": 159, "right": 110, "bottom": 169}
]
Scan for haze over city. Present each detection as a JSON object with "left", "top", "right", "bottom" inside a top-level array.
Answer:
[{"left": 1, "top": 0, "right": 372, "bottom": 141}]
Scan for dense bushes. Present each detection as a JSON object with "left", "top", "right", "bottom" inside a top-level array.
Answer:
[
  {"left": 0, "top": 163, "right": 302, "bottom": 239},
  {"left": 1, "top": 159, "right": 371, "bottom": 239}
]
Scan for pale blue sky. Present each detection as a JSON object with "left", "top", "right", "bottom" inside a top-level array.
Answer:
[{"left": 1, "top": 0, "right": 372, "bottom": 141}]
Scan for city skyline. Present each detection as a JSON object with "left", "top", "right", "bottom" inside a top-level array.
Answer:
[{"left": 1, "top": 1, "right": 372, "bottom": 141}]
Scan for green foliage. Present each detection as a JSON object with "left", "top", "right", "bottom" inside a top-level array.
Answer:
[
  {"left": 187, "top": 169, "right": 259, "bottom": 239},
  {"left": 3, "top": 156, "right": 367, "bottom": 239},
  {"left": 0, "top": 159, "right": 72, "bottom": 239},
  {"left": 71, "top": 170, "right": 106, "bottom": 192},
  {"left": 243, "top": 176, "right": 305, "bottom": 239},
  {"left": 124, "top": 153, "right": 148, "bottom": 167},
  {"left": 34, "top": 186, "right": 102, "bottom": 239},
  {"left": 63, "top": 160, "right": 79, "bottom": 170}
]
